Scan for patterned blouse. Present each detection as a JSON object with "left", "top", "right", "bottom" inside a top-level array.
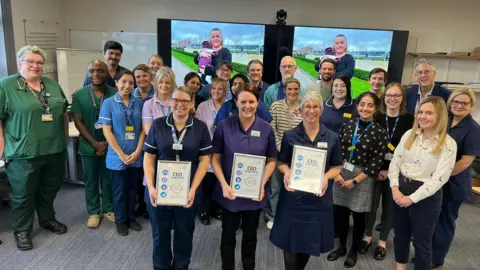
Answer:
[{"left": 338, "top": 117, "right": 388, "bottom": 177}]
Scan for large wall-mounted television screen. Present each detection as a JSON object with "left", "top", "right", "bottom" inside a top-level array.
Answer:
[
  {"left": 293, "top": 27, "right": 394, "bottom": 97},
  {"left": 171, "top": 20, "right": 265, "bottom": 86}
]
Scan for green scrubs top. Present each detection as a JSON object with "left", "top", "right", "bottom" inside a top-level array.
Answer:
[
  {"left": 71, "top": 85, "right": 116, "bottom": 156},
  {"left": 0, "top": 74, "right": 68, "bottom": 159}
]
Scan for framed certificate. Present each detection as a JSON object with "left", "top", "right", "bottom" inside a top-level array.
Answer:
[
  {"left": 230, "top": 153, "right": 266, "bottom": 199},
  {"left": 155, "top": 160, "right": 191, "bottom": 206},
  {"left": 289, "top": 145, "right": 327, "bottom": 194}
]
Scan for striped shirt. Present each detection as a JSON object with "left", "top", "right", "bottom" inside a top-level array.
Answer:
[{"left": 269, "top": 99, "right": 303, "bottom": 151}]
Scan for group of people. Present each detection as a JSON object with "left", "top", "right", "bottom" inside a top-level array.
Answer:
[{"left": 0, "top": 39, "right": 479, "bottom": 270}]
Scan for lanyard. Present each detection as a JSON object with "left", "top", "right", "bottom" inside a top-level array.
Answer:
[
  {"left": 158, "top": 102, "right": 171, "bottom": 117},
  {"left": 121, "top": 99, "right": 135, "bottom": 127},
  {"left": 349, "top": 119, "right": 373, "bottom": 160},
  {"left": 26, "top": 80, "right": 49, "bottom": 112},
  {"left": 385, "top": 115, "right": 399, "bottom": 142},
  {"left": 90, "top": 87, "right": 104, "bottom": 115},
  {"left": 171, "top": 124, "right": 188, "bottom": 161}
]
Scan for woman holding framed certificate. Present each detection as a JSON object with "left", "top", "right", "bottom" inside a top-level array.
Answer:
[
  {"left": 360, "top": 83, "right": 414, "bottom": 260},
  {"left": 327, "top": 92, "right": 388, "bottom": 268},
  {"left": 211, "top": 83, "right": 277, "bottom": 270},
  {"left": 143, "top": 86, "right": 212, "bottom": 270},
  {"left": 388, "top": 97, "right": 456, "bottom": 270},
  {"left": 270, "top": 90, "right": 343, "bottom": 270}
]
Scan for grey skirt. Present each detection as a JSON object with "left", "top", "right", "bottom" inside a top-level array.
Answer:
[{"left": 333, "top": 166, "right": 374, "bottom": 213}]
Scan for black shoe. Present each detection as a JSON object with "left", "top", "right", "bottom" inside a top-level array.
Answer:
[
  {"left": 128, "top": 220, "right": 142, "bottom": 231},
  {"left": 344, "top": 252, "right": 358, "bottom": 268},
  {"left": 135, "top": 203, "right": 146, "bottom": 217},
  {"left": 143, "top": 211, "right": 149, "bottom": 220},
  {"left": 0, "top": 239, "right": 2, "bottom": 245},
  {"left": 42, "top": 219, "right": 68, "bottom": 234},
  {"left": 327, "top": 247, "right": 347, "bottom": 261},
  {"left": 373, "top": 246, "right": 387, "bottom": 261},
  {"left": 359, "top": 240, "right": 372, "bottom": 254},
  {"left": 116, "top": 223, "right": 129, "bottom": 236},
  {"left": 411, "top": 257, "right": 415, "bottom": 263},
  {"left": 374, "top": 223, "right": 383, "bottom": 232},
  {"left": 431, "top": 264, "right": 443, "bottom": 269},
  {"left": 14, "top": 232, "right": 33, "bottom": 251},
  {"left": 212, "top": 208, "right": 223, "bottom": 221},
  {"left": 199, "top": 213, "right": 210, "bottom": 225}
]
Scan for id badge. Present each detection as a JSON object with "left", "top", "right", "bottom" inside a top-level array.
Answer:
[
  {"left": 343, "top": 162, "right": 355, "bottom": 172},
  {"left": 173, "top": 143, "right": 183, "bottom": 150},
  {"left": 42, "top": 113, "right": 53, "bottom": 122},
  {"left": 125, "top": 126, "right": 134, "bottom": 132},
  {"left": 125, "top": 132, "right": 135, "bottom": 140},
  {"left": 94, "top": 123, "right": 103, "bottom": 130},
  {"left": 384, "top": 153, "right": 393, "bottom": 161}
]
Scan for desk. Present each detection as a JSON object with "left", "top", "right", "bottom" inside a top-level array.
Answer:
[{"left": 66, "top": 121, "right": 83, "bottom": 184}]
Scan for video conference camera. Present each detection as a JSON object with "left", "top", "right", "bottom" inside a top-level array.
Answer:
[{"left": 276, "top": 9, "right": 287, "bottom": 26}]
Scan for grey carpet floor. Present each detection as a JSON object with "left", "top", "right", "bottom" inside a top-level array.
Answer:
[{"left": 1, "top": 184, "right": 480, "bottom": 270}]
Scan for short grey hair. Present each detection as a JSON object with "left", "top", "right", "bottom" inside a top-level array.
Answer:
[
  {"left": 154, "top": 67, "right": 177, "bottom": 98},
  {"left": 16, "top": 45, "right": 47, "bottom": 62},
  {"left": 415, "top": 57, "right": 436, "bottom": 72},
  {"left": 300, "top": 90, "right": 324, "bottom": 108}
]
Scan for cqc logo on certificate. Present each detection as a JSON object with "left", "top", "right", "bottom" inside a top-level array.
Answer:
[
  {"left": 289, "top": 145, "right": 327, "bottom": 194},
  {"left": 155, "top": 160, "right": 191, "bottom": 206},
  {"left": 230, "top": 153, "right": 266, "bottom": 199}
]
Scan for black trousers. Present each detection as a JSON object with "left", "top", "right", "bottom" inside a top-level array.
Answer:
[
  {"left": 393, "top": 177, "right": 442, "bottom": 269},
  {"left": 365, "top": 178, "right": 394, "bottom": 241},
  {"left": 221, "top": 209, "right": 261, "bottom": 270},
  {"left": 335, "top": 205, "right": 366, "bottom": 253},
  {"left": 198, "top": 172, "right": 218, "bottom": 215},
  {"left": 136, "top": 169, "right": 146, "bottom": 212},
  {"left": 283, "top": 251, "right": 310, "bottom": 270}
]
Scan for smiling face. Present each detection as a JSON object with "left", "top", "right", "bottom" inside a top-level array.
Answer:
[
  {"left": 300, "top": 99, "right": 323, "bottom": 124},
  {"left": 236, "top": 91, "right": 258, "bottom": 120},
  {"left": 210, "top": 30, "right": 223, "bottom": 49},
  {"left": 279, "top": 57, "right": 297, "bottom": 80},
  {"left": 334, "top": 36, "right": 347, "bottom": 55},
  {"left": 416, "top": 63, "right": 436, "bottom": 88},
  {"left": 88, "top": 62, "right": 107, "bottom": 87},
  {"left": 384, "top": 86, "right": 403, "bottom": 111},
  {"left": 104, "top": 49, "right": 122, "bottom": 67},
  {"left": 134, "top": 69, "right": 152, "bottom": 89},
  {"left": 285, "top": 82, "right": 301, "bottom": 102},
  {"left": 357, "top": 95, "right": 376, "bottom": 121},
  {"left": 216, "top": 64, "right": 232, "bottom": 81},
  {"left": 211, "top": 82, "right": 226, "bottom": 101},
  {"left": 185, "top": 77, "right": 201, "bottom": 94},
  {"left": 231, "top": 77, "right": 246, "bottom": 95},
  {"left": 157, "top": 75, "right": 173, "bottom": 96},
  {"left": 116, "top": 74, "right": 135, "bottom": 97},
  {"left": 369, "top": 72, "right": 386, "bottom": 92},
  {"left": 320, "top": 62, "right": 335, "bottom": 81},
  {"left": 332, "top": 78, "right": 347, "bottom": 100},
  {"left": 148, "top": 56, "right": 163, "bottom": 75},
  {"left": 417, "top": 102, "right": 437, "bottom": 130},
  {"left": 248, "top": 63, "right": 263, "bottom": 83},
  {"left": 450, "top": 94, "right": 472, "bottom": 118},
  {"left": 172, "top": 90, "right": 193, "bottom": 118},
  {"left": 18, "top": 52, "right": 44, "bottom": 80}
]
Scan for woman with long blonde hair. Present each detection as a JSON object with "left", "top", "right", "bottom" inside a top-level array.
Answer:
[{"left": 388, "top": 96, "right": 457, "bottom": 270}]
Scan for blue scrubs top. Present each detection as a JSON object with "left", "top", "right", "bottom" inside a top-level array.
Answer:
[
  {"left": 270, "top": 122, "right": 343, "bottom": 256},
  {"left": 212, "top": 115, "right": 277, "bottom": 212},
  {"left": 133, "top": 85, "right": 155, "bottom": 101},
  {"left": 214, "top": 100, "right": 272, "bottom": 125},
  {"left": 446, "top": 114, "right": 480, "bottom": 201},
  {"left": 143, "top": 114, "right": 213, "bottom": 187},
  {"left": 98, "top": 93, "right": 145, "bottom": 170},
  {"left": 320, "top": 97, "right": 357, "bottom": 133}
]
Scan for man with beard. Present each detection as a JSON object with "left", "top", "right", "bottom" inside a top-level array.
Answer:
[
  {"left": 247, "top": 59, "right": 270, "bottom": 101},
  {"left": 72, "top": 60, "right": 116, "bottom": 229},
  {"left": 306, "top": 58, "right": 336, "bottom": 101},
  {"left": 368, "top": 68, "right": 387, "bottom": 98},
  {"left": 82, "top": 41, "right": 127, "bottom": 88}
]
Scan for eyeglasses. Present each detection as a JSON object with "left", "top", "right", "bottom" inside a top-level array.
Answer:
[
  {"left": 280, "top": 64, "right": 296, "bottom": 70},
  {"left": 452, "top": 100, "right": 471, "bottom": 107},
  {"left": 22, "top": 59, "right": 44, "bottom": 67},
  {"left": 386, "top": 94, "right": 402, "bottom": 99},
  {"left": 303, "top": 106, "right": 321, "bottom": 112},
  {"left": 219, "top": 68, "right": 232, "bottom": 73},
  {"left": 416, "top": 70, "right": 431, "bottom": 76},
  {"left": 171, "top": 98, "right": 192, "bottom": 105}
]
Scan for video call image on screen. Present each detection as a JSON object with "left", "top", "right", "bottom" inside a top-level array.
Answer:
[
  {"left": 293, "top": 27, "right": 393, "bottom": 97},
  {"left": 171, "top": 20, "right": 265, "bottom": 86}
]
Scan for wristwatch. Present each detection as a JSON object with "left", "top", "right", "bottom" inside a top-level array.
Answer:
[{"left": 352, "top": 180, "right": 358, "bottom": 185}]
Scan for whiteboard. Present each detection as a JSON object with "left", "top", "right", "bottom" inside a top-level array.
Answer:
[
  {"left": 69, "top": 30, "right": 158, "bottom": 71},
  {"left": 56, "top": 48, "right": 103, "bottom": 103}
]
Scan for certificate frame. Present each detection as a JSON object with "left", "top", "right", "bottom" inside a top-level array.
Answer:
[
  {"left": 155, "top": 160, "right": 192, "bottom": 206},
  {"left": 230, "top": 153, "right": 266, "bottom": 199},
  {"left": 289, "top": 145, "right": 327, "bottom": 194}
]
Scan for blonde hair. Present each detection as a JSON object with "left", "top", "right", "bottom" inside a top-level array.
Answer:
[
  {"left": 173, "top": 86, "right": 196, "bottom": 116},
  {"left": 17, "top": 45, "right": 47, "bottom": 62},
  {"left": 404, "top": 96, "right": 448, "bottom": 155},
  {"left": 380, "top": 82, "right": 407, "bottom": 115},
  {"left": 154, "top": 67, "right": 177, "bottom": 98},
  {"left": 447, "top": 87, "right": 476, "bottom": 112},
  {"left": 211, "top": 77, "right": 228, "bottom": 96},
  {"left": 284, "top": 77, "right": 301, "bottom": 89},
  {"left": 415, "top": 58, "right": 436, "bottom": 72}
]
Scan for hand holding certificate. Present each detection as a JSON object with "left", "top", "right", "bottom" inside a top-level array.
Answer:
[
  {"left": 288, "top": 145, "right": 327, "bottom": 194},
  {"left": 155, "top": 160, "right": 191, "bottom": 206},
  {"left": 230, "top": 153, "right": 266, "bottom": 200}
]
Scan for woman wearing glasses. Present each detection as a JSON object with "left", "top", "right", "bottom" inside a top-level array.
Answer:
[
  {"left": 360, "top": 83, "right": 414, "bottom": 260},
  {"left": 0, "top": 45, "right": 69, "bottom": 250},
  {"left": 144, "top": 86, "right": 212, "bottom": 270},
  {"left": 431, "top": 88, "right": 480, "bottom": 268}
]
